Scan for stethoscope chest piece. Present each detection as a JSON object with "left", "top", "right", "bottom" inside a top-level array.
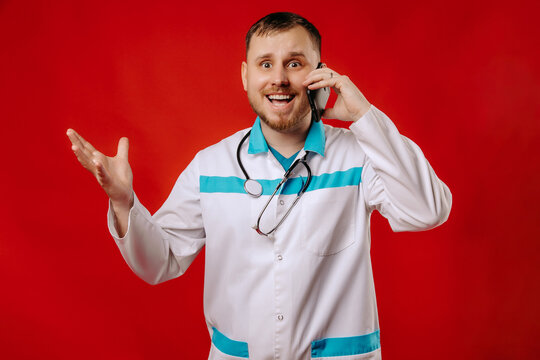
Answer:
[{"left": 244, "top": 179, "right": 263, "bottom": 198}]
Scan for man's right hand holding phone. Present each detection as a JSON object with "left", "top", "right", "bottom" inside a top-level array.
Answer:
[{"left": 304, "top": 64, "right": 371, "bottom": 123}]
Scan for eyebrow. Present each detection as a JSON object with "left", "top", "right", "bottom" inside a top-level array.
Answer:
[{"left": 254, "top": 51, "right": 307, "bottom": 62}]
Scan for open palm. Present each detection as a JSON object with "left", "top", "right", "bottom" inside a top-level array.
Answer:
[{"left": 67, "top": 129, "right": 133, "bottom": 208}]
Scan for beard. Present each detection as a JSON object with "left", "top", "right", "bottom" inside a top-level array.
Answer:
[{"left": 248, "top": 90, "right": 312, "bottom": 133}]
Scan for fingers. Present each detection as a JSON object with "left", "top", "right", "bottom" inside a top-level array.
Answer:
[
  {"left": 67, "top": 129, "right": 102, "bottom": 164},
  {"left": 66, "top": 129, "right": 85, "bottom": 152},
  {"left": 93, "top": 158, "right": 111, "bottom": 187},
  {"left": 67, "top": 130, "right": 94, "bottom": 171},
  {"left": 71, "top": 144, "right": 95, "bottom": 171},
  {"left": 66, "top": 129, "right": 105, "bottom": 175},
  {"left": 303, "top": 68, "right": 341, "bottom": 90},
  {"left": 66, "top": 129, "right": 98, "bottom": 155}
]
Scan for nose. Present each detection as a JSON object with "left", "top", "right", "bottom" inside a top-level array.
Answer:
[{"left": 272, "top": 64, "right": 289, "bottom": 87}]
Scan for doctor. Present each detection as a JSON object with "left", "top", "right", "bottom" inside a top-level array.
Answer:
[{"left": 67, "top": 12, "right": 451, "bottom": 360}]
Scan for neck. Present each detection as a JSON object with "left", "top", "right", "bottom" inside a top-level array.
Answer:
[{"left": 260, "top": 118, "right": 311, "bottom": 158}]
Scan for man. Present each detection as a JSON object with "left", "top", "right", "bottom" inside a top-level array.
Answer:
[{"left": 67, "top": 12, "right": 451, "bottom": 360}]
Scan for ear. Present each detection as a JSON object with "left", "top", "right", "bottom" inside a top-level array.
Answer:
[{"left": 241, "top": 61, "right": 247, "bottom": 91}]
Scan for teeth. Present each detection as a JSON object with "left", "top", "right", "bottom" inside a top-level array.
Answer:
[{"left": 268, "top": 94, "right": 292, "bottom": 100}]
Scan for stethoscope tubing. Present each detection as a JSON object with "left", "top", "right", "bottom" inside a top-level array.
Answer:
[
  {"left": 236, "top": 131, "right": 252, "bottom": 184},
  {"left": 237, "top": 129, "right": 312, "bottom": 236}
]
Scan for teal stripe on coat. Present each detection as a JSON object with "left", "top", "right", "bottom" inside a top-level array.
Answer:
[
  {"left": 311, "top": 330, "right": 380, "bottom": 358},
  {"left": 211, "top": 327, "right": 249, "bottom": 358},
  {"left": 200, "top": 167, "right": 362, "bottom": 194}
]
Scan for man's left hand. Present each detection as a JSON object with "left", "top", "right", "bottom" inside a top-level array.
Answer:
[{"left": 303, "top": 65, "right": 371, "bottom": 122}]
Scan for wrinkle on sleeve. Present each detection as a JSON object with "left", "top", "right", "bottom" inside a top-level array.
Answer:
[{"left": 107, "top": 153, "right": 206, "bottom": 285}]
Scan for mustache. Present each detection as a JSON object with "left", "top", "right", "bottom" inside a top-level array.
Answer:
[{"left": 263, "top": 86, "right": 297, "bottom": 95}]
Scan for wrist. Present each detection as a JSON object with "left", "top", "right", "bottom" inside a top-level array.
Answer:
[
  {"left": 352, "top": 103, "right": 372, "bottom": 122},
  {"left": 110, "top": 191, "right": 134, "bottom": 214}
]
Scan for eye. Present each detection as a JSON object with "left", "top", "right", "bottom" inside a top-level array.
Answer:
[
  {"left": 261, "top": 62, "right": 272, "bottom": 69},
  {"left": 288, "top": 61, "right": 301, "bottom": 68}
]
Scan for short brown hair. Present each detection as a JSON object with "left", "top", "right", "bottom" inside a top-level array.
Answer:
[{"left": 245, "top": 12, "right": 321, "bottom": 55}]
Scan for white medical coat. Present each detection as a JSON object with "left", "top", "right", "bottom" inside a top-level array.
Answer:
[{"left": 108, "top": 106, "right": 452, "bottom": 360}]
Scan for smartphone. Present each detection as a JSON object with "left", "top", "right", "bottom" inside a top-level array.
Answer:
[{"left": 307, "top": 62, "right": 330, "bottom": 122}]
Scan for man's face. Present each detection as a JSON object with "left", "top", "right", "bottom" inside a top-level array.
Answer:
[{"left": 242, "top": 26, "right": 320, "bottom": 133}]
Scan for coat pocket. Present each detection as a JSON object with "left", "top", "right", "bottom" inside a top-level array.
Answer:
[
  {"left": 311, "top": 330, "right": 380, "bottom": 359},
  {"left": 210, "top": 327, "right": 249, "bottom": 359},
  {"left": 301, "top": 188, "right": 358, "bottom": 256}
]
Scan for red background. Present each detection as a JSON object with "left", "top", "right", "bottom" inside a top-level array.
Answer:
[{"left": 1, "top": 0, "right": 539, "bottom": 359}]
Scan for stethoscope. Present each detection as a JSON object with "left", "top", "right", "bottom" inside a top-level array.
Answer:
[{"left": 236, "top": 130, "right": 312, "bottom": 236}]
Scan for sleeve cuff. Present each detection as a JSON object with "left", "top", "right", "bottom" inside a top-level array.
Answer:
[
  {"left": 107, "top": 193, "right": 138, "bottom": 241},
  {"left": 350, "top": 104, "right": 377, "bottom": 130}
]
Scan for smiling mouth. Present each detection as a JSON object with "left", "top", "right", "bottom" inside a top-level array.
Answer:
[{"left": 266, "top": 94, "right": 295, "bottom": 106}]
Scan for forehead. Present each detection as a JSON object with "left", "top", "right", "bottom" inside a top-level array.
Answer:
[{"left": 247, "top": 26, "right": 319, "bottom": 61}]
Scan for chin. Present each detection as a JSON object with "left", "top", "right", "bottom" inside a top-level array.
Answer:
[{"left": 260, "top": 113, "right": 303, "bottom": 132}]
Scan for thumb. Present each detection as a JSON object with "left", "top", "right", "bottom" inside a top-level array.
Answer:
[
  {"left": 321, "top": 107, "right": 337, "bottom": 120},
  {"left": 117, "top": 137, "right": 129, "bottom": 159}
]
